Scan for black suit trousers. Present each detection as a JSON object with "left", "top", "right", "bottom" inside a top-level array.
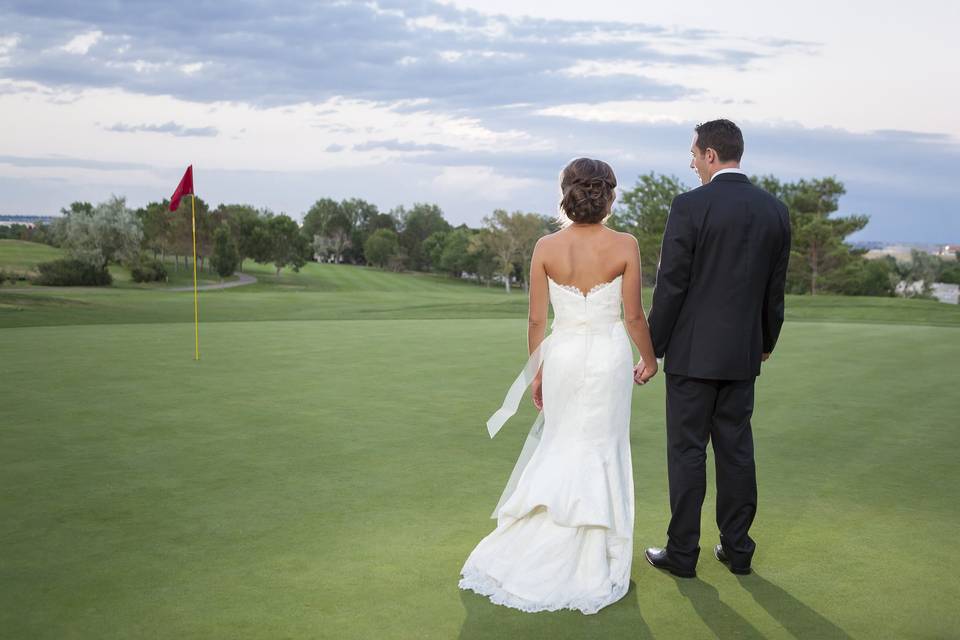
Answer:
[{"left": 664, "top": 373, "right": 758, "bottom": 571}]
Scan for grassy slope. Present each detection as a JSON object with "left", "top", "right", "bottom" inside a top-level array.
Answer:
[
  {"left": 0, "top": 238, "right": 64, "bottom": 271},
  {"left": 0, "top": 239, "right": 233, "bottom": 290},
  {"left": 2, "top": 246, "right": 957, "bottom": 329}
]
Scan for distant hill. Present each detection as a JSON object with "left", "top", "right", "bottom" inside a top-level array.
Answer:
[{"left": 0, "top": 239, "right": 63, "bottom": 271}]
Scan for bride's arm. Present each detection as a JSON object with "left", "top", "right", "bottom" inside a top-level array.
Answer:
[
  {"left": 527, "top": 238, "right": 549, "bottom": 356},
  {"left": 621, "top": 235, "right": 658, "bottom": 383},
  {"left": 527, "top": 239, "right": 549, "bottom": 408}
]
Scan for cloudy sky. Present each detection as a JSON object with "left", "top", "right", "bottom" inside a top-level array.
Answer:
[{"left": 0, "top": 0, "right": 956, "bottom": 242}]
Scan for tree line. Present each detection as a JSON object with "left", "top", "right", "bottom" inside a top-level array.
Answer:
[
  {"left": 609, "top": 173, "right": 958, "bottom": 297},
  {"left": 3, "top": 173, "right": 955, "bottom": 295}
]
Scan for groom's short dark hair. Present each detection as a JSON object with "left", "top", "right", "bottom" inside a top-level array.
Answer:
[{"left": 694, "top": 119, "right": 744, "bottom": 162}]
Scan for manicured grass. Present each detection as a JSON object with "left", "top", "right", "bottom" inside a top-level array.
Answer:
[
  {"left": 1, "top": 319, "right": 957, "bottom": 638},
  {"left": 2, "top": 240, "right": 959, "bottom": 637}
]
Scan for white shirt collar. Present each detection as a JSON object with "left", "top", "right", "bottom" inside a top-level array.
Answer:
[{"left": 711, "top": 167, "right": 746, "bottom": 182}]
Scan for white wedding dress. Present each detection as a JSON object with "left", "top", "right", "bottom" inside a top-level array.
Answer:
[{"left": 459, "top": 273, "right": 635, "bottom": 615}]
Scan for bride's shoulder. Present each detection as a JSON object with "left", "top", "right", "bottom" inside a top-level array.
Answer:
[
  {"left": 607, "top": 228, "right": 637, "bottom": 245},
  {"left": 536, "top": 229, "right": 565, "bottom": 246}
]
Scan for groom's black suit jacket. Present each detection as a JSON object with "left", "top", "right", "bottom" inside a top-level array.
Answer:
[{"left": 647, "top": 172, "right": 791, "bottom": 380}]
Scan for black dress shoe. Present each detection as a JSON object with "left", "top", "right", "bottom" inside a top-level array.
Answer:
[
  {"left": 714, "top": 544, "right": 751, "bottom": 575},
  {"left": 644, "top": 547, "right": 696, "bottom": 578}
]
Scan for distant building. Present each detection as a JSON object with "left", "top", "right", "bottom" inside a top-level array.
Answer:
[
  {"left": 931, "top": 283, "right": 959, "bottom": 304},
  {"left": 865, "top": 245, "right": 915, "bottom": 262},
  {"left": 865, "top": 242, "right": 956, "bottom": 262},
  {"left": 0, "top": 215, "right": 58, "bottom": 228}
]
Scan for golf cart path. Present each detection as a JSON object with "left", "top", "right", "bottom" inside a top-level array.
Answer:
[{"left": 166, "top": 272, "right": 257, "bottom": 292}]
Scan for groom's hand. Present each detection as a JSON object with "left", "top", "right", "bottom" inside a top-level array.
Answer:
[{"left": 762, "top": 352, "right": 771, "bottom": 362}]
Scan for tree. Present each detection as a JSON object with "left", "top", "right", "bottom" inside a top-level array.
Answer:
[
  {"left": 422, "top": 230, "right": 449, "bottom": 271},
  {"left": 216, "top": 204, "right": 264, "bottom": 272},
  {"left": 889, "top": 249, "right": 941, "bottom": 298},
  {"left": 937, "top": 259, "right": 960, "bottom": 285},
  {"left": 51, "top": 201, "right": 93, "bottom": 247},
  {"left": 476, "top": 210, "right": 525, "bottom": 292},
  {"left": 466, "top": 229, "right": 498, "bottom": 285},
  {"left": 301, "top": 199, "right": 400, "bottom": 268},
  {"left": 507, "top": 212, "right": 552, "bottom": 291},
  {"left": 437, "top": 227, "right": 475, "bottom": 278},
  {"left": 364, "top": 228, "right": 400, "bottom": 268},
  {"left": 248, "top": 221, "right": 274, "bottom": 265},
  {"left": 210, "top": 226, "right": 240, "bottom": 279},
  {"left": 167, "top": 196, "right": 211, "bottom": 271},
  {"left": 302, "top": 198, "right": 339, "bottom": 240},
  {"left": 821, "top": 255, "right": 896, "bottom": 296},
  {"left": 610, "top": 172, "right": 688, "bottom": 285},
  {"left": 61, "top": 195, "right": 142, "bottom": 269},
  {"left": 264, "top": 214, "right": 308, "bottom": 276},
  {"left": 754, "top": 176, "right": 869, "bottom": 295},
  {"left": 138, "top": 200, "right": 174, "bottom": 262},
  {"left": 396, "top": 203, "right": 451, "bottom": 271},
  {"left": 341, "top": 198, "right": 382, "bottom": 264}
]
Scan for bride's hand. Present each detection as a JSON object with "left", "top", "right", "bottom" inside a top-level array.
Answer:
[
  {"left": 532, "top": 373, "right": 543, "bottom": 410},
  {"left": 633, "top": 359, "right": 658, "bottom": 385}
]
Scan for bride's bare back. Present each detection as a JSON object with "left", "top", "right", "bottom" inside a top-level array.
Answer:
[
  {"left": 540, "top": 224, "right": 633, "bottom": 293},
  {"left": 528, "top": 222, "right": 656, "bottom": 381}
]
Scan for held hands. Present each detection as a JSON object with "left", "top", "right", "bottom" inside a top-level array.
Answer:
[{"left": 633, "top": 359, "right": 658, "bottom": 385}]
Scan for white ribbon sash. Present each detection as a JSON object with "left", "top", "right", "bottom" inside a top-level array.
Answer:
[
  {"left": 485, "top": 335, "right": 553, "bottom": 518},
  {"left": 486, "top": 335, "right": 552, "bottom": 438}
]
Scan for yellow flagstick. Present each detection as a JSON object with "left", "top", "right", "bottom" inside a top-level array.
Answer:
[{"left": 191, "top": 193, "right": 200, "bottom": 361}]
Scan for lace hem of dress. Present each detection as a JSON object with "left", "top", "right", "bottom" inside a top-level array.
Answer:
[
  {"left": 458, "top": 565, "right": 628, "bottom": 616},
  {"left": 547, "top": 274, "right": 622, "bottom": 298}
]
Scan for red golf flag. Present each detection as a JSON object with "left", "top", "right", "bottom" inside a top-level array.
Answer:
[{"left": 169, "top": 165, "right": 194, "bottom": 211}]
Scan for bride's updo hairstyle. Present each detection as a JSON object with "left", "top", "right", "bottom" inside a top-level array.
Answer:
[{"left": 557, "top": 157, "right": 617, "bottom": 227}]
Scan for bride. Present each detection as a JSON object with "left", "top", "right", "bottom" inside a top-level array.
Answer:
[{"left": 458, "top": 158, "right": 659, "bottom": 614}]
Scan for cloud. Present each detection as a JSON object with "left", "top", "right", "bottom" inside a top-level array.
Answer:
[
  {"left": 0, "top": 34, "right": 19, "bottom": 65},
  {"left": 431, "top": 165, "right": 541, "bottom": 201},
  {"left": 353, "top": 139, "right": 455, "bottom": 153},
  {"left": 0, "top": 1, "right": 815, "bottom": 110},
  {"left": 0, "top": 153, "right": 153, "bottom": 171},
  {"left": 59, "top": 30, "right": 102, "bottom": 55},
  {"left": 1, "top": 117, "right": 957, "bottom": 243},
  {"left": 104, "top": 121, "right": 219, "bottom": 137},
  {"left": 0, "top": 1, "right": 954, "bottom": 242}
]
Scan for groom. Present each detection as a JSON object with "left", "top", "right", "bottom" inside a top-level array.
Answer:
[{"left": 636, "top": 119, "right": 791, "bottom": 577}]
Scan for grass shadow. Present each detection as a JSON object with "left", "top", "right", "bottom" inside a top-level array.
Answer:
[
  {"left": 738, "top": 572, "right": 852, "bottom": 639},
  {"left": 458, "top": 580, "right": 653, "bottom": 640},
  {"left": 674, "top": 577, "right": 767, "bottom": 639}
]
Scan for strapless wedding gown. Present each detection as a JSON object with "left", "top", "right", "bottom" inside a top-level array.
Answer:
[{"left": 459, "top": 273, "right": 635, "bottom": 615}]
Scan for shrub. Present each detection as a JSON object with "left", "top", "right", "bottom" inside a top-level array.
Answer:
[
  {"left": 937, "top": 262, "right": 960, "bottom": 285},
  {"left": 129, "top": 257, "right": 168, "bottom": 283},
  {"left": 34, "top": 259, "right": 112, "bottom": 286},
  {"left": 210, "top": 227, "right": 240, "bottom": 279},
  {"left": 822, "top": 258, "right": 895, "bottom": 297}
]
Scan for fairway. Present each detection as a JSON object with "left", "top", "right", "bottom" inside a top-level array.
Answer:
[{"left": 2, "top": 257, "right": 959, "bottom": 639}]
